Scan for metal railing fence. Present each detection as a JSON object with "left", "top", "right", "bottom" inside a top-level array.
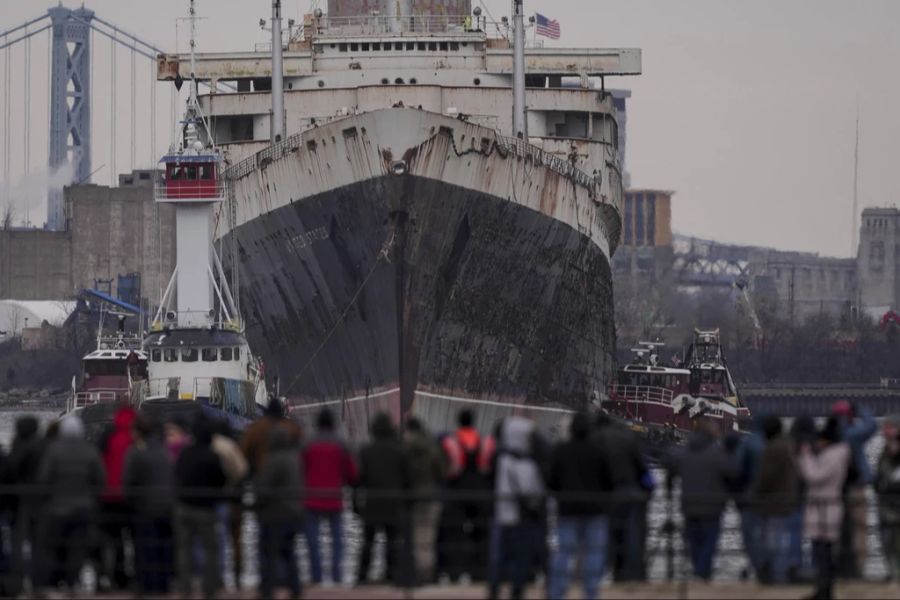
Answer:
[{"left": 0, "top": 483, "right": 894, "bottom": 595}]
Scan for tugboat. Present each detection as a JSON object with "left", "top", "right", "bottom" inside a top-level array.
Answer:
[
  {"left": 68, "top": 313, "right": 147, "bottom": 413},
  {"left": 66, "top": 307, "right": 147, "bottom": 440},
  {"left": 135, "top": 10, "right": 268, "bottom": 429},
  {"left": 607, "top": 329, "right": 751, "bottom": 450}
]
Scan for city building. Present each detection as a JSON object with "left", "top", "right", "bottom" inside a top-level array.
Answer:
[
  {"left": 857, "top": 206, "right": 900, "bottom": 319},
  {"left": 0, "top": 170, "right": 175, "bottom": 307},
  {"left": 613, "top": 188, "right": 674, "bottom": 279}
]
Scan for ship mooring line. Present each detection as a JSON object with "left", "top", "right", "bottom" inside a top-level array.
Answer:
[{"left": 282, "top": 228, "right": 396, "bottom": 396}]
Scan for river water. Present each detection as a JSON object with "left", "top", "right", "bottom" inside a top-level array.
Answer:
[{"left": 0, "top": 408, "right": 890, "bottom": 585}]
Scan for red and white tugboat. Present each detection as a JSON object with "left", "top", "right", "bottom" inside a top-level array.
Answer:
[
  {"left": 67, "top": 313, "right": 147, "bottom": 413},
  {"left": 607, "top": 329, "right": 751, "bottom": 448}
]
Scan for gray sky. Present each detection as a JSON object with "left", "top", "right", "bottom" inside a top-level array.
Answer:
[{"left": 2, "top": 0, "right": 898, "bottom": 257}]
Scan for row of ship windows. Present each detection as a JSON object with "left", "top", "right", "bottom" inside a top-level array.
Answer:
[
  {"left": 149, "top": 347, "right": 241, "bottom": 363},
  {"left": 333, "top": 41, "right": 467, "bottom": 53}
]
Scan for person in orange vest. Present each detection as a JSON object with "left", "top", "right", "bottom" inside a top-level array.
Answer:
[{"left": 438, "top": 410, "right": 493, "bottom": 582}]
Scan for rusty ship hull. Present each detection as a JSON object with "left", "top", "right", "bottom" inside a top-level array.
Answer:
[{"left": 221, "top": 108, "right": 621, "bottom": 437}]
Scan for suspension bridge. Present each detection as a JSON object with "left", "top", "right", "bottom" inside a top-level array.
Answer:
[{"left": 0, "top": 4, "right": 181, "bottom": 231}]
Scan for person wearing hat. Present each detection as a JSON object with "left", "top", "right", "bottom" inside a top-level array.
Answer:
[{"left": 830, "top": 400, "right": 876, "bottom": 577}]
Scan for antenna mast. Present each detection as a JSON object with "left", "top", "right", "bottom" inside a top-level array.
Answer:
[
  {"left": 188, "top": 0, "right": 198, "bottom": 108},
  {"left": 511, "top": 0, "right": 527, "bottom": 139},
  {"left": 852, "top": 103, "right": 859, "bottom": 256},
  {"left": 271, "top": 0, "right": 285, "bottom": 143}
]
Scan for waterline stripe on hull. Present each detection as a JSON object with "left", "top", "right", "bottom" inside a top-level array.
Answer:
[
  {"left": 414, "top": 390, "right": 576, "bottom": 415},
  {"left": 290, "top": 387, "right": 401, "bottom": 411},
  {"left": 289, "top": 387, "right": 576, "bottom": 416}
]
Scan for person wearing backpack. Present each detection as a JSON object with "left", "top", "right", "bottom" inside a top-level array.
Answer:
[
  {"left": 489, "top": 416, "right": 545, "bottom": 600},
  {"left": 440, "top": 410, "right": 492, "bottom": 581},
  {"left": 876, "top": 419, "right": 900, "bottom": 582}
]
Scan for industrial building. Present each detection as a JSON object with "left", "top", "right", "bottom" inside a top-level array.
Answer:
[{"left": 0, "top": 170, "right": 175, "bottom": 307}]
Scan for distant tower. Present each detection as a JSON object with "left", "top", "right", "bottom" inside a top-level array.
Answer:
[{"left": 47, "top": 6, "right": 94, "bottom": 231}]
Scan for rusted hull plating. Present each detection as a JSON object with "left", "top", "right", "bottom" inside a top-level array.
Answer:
[
  {"left": 223, "top": 175, "right": 615, "bottom": 437},
  {"left": 221, "top": 108, "right": 621, "bottom": 438}
]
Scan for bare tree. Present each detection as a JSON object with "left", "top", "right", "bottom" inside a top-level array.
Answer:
[{"left": 0, "top": 203, "right": 13, "bottom": 230}]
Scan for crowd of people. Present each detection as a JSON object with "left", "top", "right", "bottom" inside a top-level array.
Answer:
[{"left": 0, "top": 398, "right": 896, "bottom": 599}]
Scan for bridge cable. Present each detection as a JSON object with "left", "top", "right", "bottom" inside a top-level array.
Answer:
[
  {"left": 149, "top": 61, "right": 156, "bottom": 169},
  {"left": 24, "top": 32, "right": 30, "bottom": 225},
  {"left": 47, "top": 29, "right": 51, "bottom": 180},
  {"left": 3, "top": 37, "right": 9, "bottom": 210},
  {"left": 130, "top": 49, "right": 136, "bottom": 171},
  {"left": 110, "top": 37, "right": 116, "bottom": 186}
]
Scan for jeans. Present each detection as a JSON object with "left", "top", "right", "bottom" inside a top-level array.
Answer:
[
  {"left": 786, "top": 509, "right": 806, "bottom": 578},
  {"left": 610, "top": 500, "right": 647, "bottom": 581},
  {"left": 36, "top": 513, "right": 92, "bottom": 590},
  {"left": 684, "top": 516, "right": 721, "bottom": 580},
  {"left": 759, "top": 515, "right": 791, "bottom": 583},
  {"left": 489, "top": 523, "right": 543, "bottom": 600},
  {"left": 549, "top": 515, "right": 608, "bottom": 600},
  {"left": 259, "top": 520, "right": 301, "bottom": 598},
  {"left": 304, "top": 510, "right": 343, "bottom": 584},
  {"left": 411, "top": 501, "right": 441, "bottom": 583},
  {"left": 175, "top": 503, "right": 221, "bottom": 598},
  {"left": 99, "top": 500, "right": 131, "bottom": 590},
  {"left": 739, "top": 508, "right": 762, "bottom": 576},
  {"left": 133, "top": 515, "right": 174, "bottom": 593},
  {"left": 357, "top": 517, "right": 412, "bottom": 585}
]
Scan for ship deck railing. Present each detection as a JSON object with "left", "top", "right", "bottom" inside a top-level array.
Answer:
[
  {"left": 68, "top": 389, "right": 125, "bottom": 412},
  {"left": 153, "top": 179, "right": 229, "bottom": 202},
  {"left": 149, "top": 312, "right": 242, "bottom": 333},
  {"left": 226, "top": 125, "right": 605, "bottom": 200},
  {"left": 307, "top": 15, "right": 496, "bottom": 38},
  {"left": 493, "top": 133, "right": 603, "bottom": 193},
  {"left": 609, "top": 384, "right": 675, "bottom": 407}
]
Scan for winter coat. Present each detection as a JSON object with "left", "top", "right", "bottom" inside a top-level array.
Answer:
[
  {"left": 122, "top": 437, "right": 175, "bottom": 519},
  {"left": 798, "top": 442, "right": 850, "bottom": 542},
  {"left": 254, "top": 428, "right": 304, "bottom": 524},
  {"left": 548, "top": 420, "right": 613, "bottom": 517},
  {"left": 670, "top": 430, "right": 738, "bottom": 519},
  {"left": 175, "top": 424, "right": 227, "bottom": 510},
  {"left": 302, "top": 432, "right": 358, "bottom": 512},
  {"left": 38, "top": 420, "right": 106, "bottom": 517},
  {"left": 357, "top": 414, "right": 412, "bottom": 522},
  {"left": 212, "top": 433, "right": 249, "bottom": 485},
  {"left": 101, "top": 406, "right": 136, "bottom": 502},
  {"left": 594, "top": 419, "right": 651, "bottom": 511},
  {"left": 404, "top": 430, "right": 445, "bottom": 494},
  {"left": 876, "top": 444, "right": 900, "bottom": 525},
  {"left": 752, "top": 436, "right": 800, "bottom": 517},
  {"left": 6, "top": 417, "right": 43, "bottom": 511},
  {"left": 241, "top": 416, "right": 302, "bottom": 474},
  {"left": 735, "top": 416, "right": 767, "bottom": 507},
  {"left": 495, "top": 416, "right": 545, "bottom": 527},
  {"left": 839, "top": 408, "right": 877, "bottom": 485}
]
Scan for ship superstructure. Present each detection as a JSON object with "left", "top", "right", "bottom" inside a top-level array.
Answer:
[
  {"left": 138, "top": 5, "right": 267, "bottom": 428},
  {"left": 155, "top": 0, "right": 641, "bottom": 436}
]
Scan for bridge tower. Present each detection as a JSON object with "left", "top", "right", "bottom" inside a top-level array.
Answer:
[{"left": 47, "top": 6, "right": 94, "bottom": 231}]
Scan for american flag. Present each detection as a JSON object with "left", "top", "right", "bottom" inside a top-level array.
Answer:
[{"left": 535, "top": 13, "right": 560, "bottom": 40}]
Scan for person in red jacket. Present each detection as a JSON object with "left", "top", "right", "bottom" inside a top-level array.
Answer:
[
  {"left": 302, "top": 409, "right": 358, "bottom": 586},
  {"left": 99, "top": 404, "right": 137, "bottom": 591}
]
